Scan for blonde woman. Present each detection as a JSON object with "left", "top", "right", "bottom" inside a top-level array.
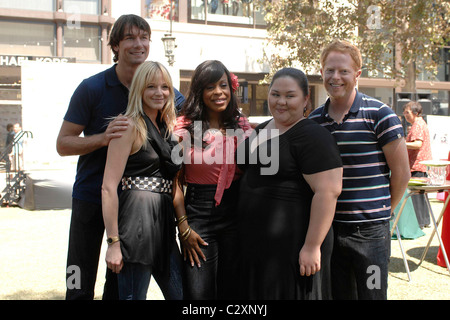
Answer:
[{"left": 102, "top": 61, "right": 183, "bottom": 300}]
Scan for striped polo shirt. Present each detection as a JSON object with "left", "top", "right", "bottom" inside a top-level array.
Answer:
[{"left": 309, "top": 90, "right": 404, "bottom": 223}]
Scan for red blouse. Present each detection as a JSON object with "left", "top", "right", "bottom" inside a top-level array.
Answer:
[
  {"left": 406, "top": 116, "right": 432, "bottom": 172},
  {"left": 174, "top": 115, "right": 253, "bottom": 205}
]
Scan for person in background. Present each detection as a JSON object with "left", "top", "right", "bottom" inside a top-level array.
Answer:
[
  {"left": 236, "top": 67, "right": 343, "bottom": 299},
  {"left": 309, "top": 39, "right": 410, "bottom": 300},
  {"left": 5, "top": 123, "right": 14, "bottom": 146},
  {"left": 9, "top": 123, "right": 23, "bottom": 172},
  {"left": 4, "top": 123, "right": 14, "bottom": 172},
  {"left": 102, "top": 61, "right": 183, "bottom": 300},
  {"left": 242, "top": 0, "right": 252, "bottom": 17},
  {"left": 231, "top": 0, "right": 240, "bottom": 16},
  {"left": 221, "top": 0, "right": 230, "bottom": 14},
  {"left": 403, "top": 101, "right": 432, "bottom": 228},
  {"left": 56, "top": 14, "right": 184, "bottom": 300},
  {"left": 173, "top": 60, "right": 252, "bottom": 299},
  {"left": 210, "top": 0, "right": 219, "bottom": 13}
]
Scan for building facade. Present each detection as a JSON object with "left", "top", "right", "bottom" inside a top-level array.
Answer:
[{"left": 1, "top": 0, "right": 449, "bottom": 148}]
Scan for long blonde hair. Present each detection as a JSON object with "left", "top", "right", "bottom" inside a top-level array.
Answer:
[{"left": 125, "top": 61, "right": 176, "bottom": 147}]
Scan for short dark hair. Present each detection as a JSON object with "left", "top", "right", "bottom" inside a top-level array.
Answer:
[
  {"left": 403, "top": 101, "right": 423, "bottom": 116},
  {"left": 108, "top": 14, "right": 151, "bottom": 63}
]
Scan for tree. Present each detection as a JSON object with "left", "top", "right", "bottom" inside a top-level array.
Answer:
[{"left": 261, "top": 0, "right": 449, "bottom": 92}]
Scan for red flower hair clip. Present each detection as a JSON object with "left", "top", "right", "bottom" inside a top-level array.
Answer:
[{"left": 230, "top": 73, "right": 239, "bottom": 93}]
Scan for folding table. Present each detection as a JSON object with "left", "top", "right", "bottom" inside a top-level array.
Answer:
[{"left": 390, "top": 182, "right": 450, "bottom": 281}]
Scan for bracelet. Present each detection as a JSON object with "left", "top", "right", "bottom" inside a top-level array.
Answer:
[
  {"left": 106, "top": 236, "right": 120, "bottom": 245},
  {"left": 177, "top": 215, "right": 188, "bottom": 226},
  {"left": 179, "top": 226, "right": 192, "bottom": 241},
  {"left": 184, "top": 228, "right": 192, "bottom": 241}
]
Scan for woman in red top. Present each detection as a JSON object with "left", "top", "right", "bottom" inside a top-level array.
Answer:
[
  {"left": 403, "top": 101, "right": 432, "bottom": 228},
  {"left": 172, "top": 60, "right": 252, "bottom": 299}
]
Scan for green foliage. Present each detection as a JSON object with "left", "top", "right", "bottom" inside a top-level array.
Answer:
[{"left": 261, "top": 0, "right": 449, "bottom": 87}]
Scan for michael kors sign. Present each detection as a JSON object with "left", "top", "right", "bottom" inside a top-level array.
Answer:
[{"left": 0, "top": 55, "right": 76, "bottom": 67}]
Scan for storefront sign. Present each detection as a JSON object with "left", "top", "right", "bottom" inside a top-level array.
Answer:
[{"left": 0, "top": 55, "right": 76, "bottom": 67}]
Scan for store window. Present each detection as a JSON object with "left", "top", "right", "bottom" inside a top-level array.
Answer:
[
  {"left": 238, "top": 82, "right": 251, "bottom": 116},
  {"left": 361, "top": 54, "right": 394, "bottom": 79},
  {"left": 0, "top": 20, "right": 55, "bottom": 56},
  {"left": 432, "top": 90, "right": 449, "bottom": 116},
  {"left": 63, "top": 25, "right": 100, "bottom": 62},
  {"left": 145, "top": 0, "right": 179, "bottom": 21},
  {"left": 254, "top": 83, "right": 269, "bottom": 115},
  {"left": 180, "top": 71, "right": 271, "bottom": 118},
  {"left": 0, "top": 0, "right": 55, "bottom": 11},
  {"left": 189, "top": 0, "right": 267, "bottom": 27},
  {"left": 417, "top": 47, "right": 449, "bottom": 82},
  {"left": 237, "top": 83, "right": 270, "bottom": 117},
  {"left": 63, "top": 0, "right": 100, "bottom": 15},
  {"left": 359, "top": 87, "right": 394, "bottom": 108}
]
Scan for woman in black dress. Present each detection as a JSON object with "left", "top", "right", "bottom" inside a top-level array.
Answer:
[
  {"left": 101, "top": 61, "right": 183, "bottom": 300},
  {"left": 237, "top": 68, "right": 343, "bottom": 299}
]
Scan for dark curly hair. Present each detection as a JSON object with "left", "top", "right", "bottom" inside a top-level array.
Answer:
[{"left": 180, "top": 60, "right": 241, "bottom": 146}]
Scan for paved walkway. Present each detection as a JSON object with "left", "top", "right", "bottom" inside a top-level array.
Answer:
[
  {"left": 0, "top": 200, "right": 449, "bottom": 300},
  {"left": 0, "top": 206, "right": 163, "bottom": 300}
]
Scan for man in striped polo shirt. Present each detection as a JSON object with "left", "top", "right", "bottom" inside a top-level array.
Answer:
[{"left": 309, "top": 40, "right": 410, "bottom": 299}]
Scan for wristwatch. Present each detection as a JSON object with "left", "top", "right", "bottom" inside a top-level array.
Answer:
[{"left": 106, "top": 236, "right": 120, "bottom": 245}]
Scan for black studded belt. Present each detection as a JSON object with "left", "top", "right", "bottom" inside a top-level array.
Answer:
[{"left": 121, "top": 176, "right": 173, "bottom": 194}]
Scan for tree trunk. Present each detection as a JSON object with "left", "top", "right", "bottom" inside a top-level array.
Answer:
[{"left": 403, "top": 59, "right": 417, "bottom": 93}]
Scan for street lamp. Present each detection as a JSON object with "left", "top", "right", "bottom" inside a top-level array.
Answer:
[
  {"left": 161, "top": 33, "right": 176, "bottom": 66},
  {"left": 161, "top": 1, "right": 175, "bottom": 66}
]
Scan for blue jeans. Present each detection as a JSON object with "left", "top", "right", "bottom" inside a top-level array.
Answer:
[
  {"left": 118, "top": 242, "right": 184, "bottom": 300},
  {"left": 331, "top": 221, "right": 390, "bottom": 300}
]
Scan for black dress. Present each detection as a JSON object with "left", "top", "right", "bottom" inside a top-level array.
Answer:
[
  {"left": 118, "top": 115, "right": 181, "bottom": 274},
  {"left": 237, "top": 119, "right": 342, "bottom": 300}
]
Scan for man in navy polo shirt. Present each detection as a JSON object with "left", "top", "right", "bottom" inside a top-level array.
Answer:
[
  {"left": 57, "top": 14, "right": 185, "bottom": 300},
  {"left": 309, "top": 40, "right": 410, "bottom": 299}
]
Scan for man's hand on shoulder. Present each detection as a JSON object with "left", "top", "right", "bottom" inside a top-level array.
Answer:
[{"left": 103, "top": 114, "right": 130, "bottom": 146}]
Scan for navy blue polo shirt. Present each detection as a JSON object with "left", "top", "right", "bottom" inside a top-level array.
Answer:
[
  {"left": 64, "top": 64, "right": 185, "bottom": 205},
  {"left": 309, "top": 90, "right": 404, "bottom": 223}
]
